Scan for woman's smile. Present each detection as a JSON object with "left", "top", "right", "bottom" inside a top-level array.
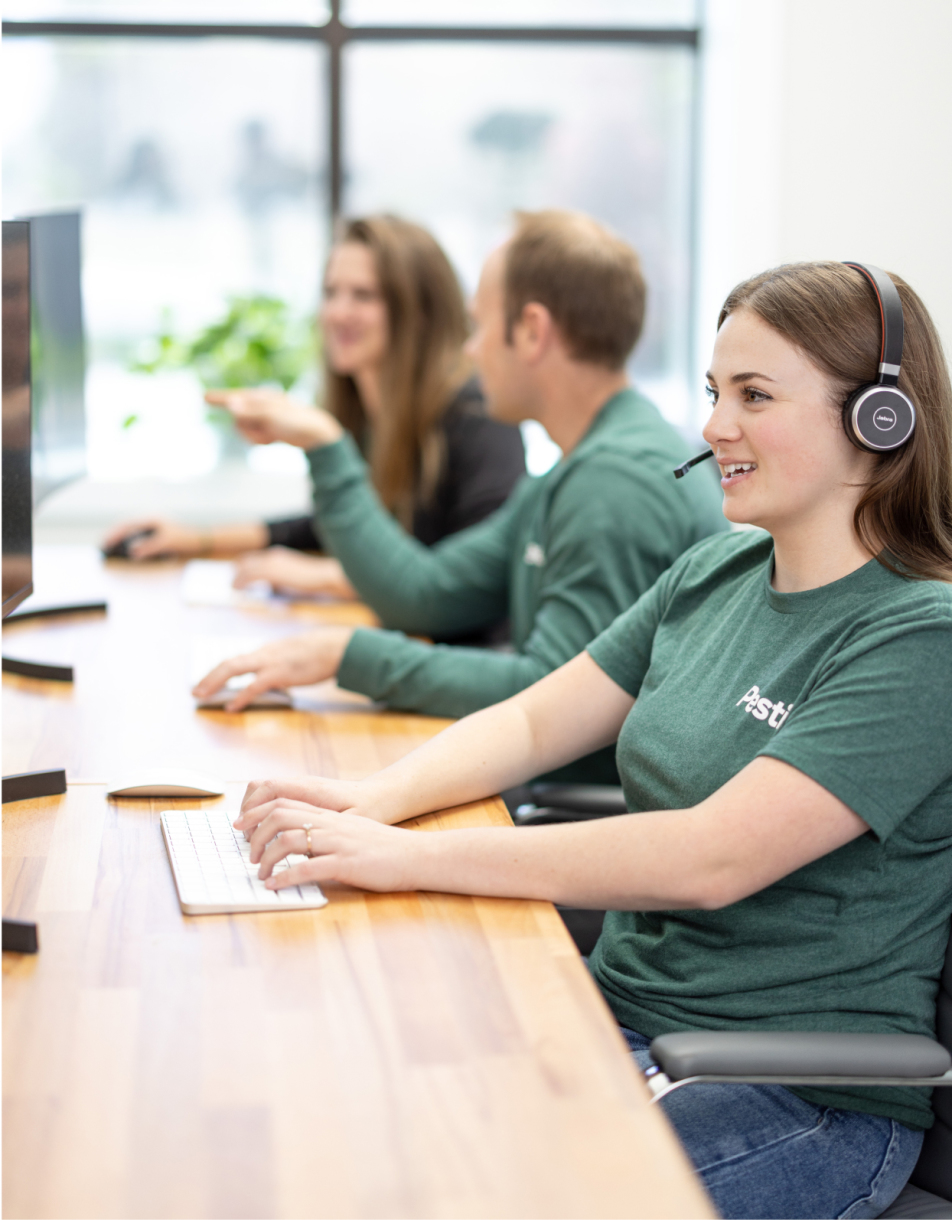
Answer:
[{"left": 718, "top": 460, "right": 758, "bottom": 488}]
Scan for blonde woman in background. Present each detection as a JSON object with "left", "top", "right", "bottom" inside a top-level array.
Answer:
[{"left": 104, "top": 215, "right": 525, "bottom": 600}]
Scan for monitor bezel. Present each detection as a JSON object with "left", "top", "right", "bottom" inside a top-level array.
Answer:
[{"left": 2, "top": 218, "right": 35, "bottom": 621}]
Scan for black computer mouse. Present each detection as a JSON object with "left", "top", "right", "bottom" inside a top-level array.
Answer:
[{"left": 101, "top": 527, "right": 157, "bottom": 559}]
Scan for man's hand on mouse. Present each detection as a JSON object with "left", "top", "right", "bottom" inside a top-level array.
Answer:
[{"left": 191, "top": 627, "right": 355, "bottom": 712}]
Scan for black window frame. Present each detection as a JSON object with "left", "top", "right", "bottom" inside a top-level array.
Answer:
[
  {"left": 4, "top": 1, "right": 701, "bottom": 222},
  {"left": 5, "top": 2, "right": 704, "bottom": 401}
]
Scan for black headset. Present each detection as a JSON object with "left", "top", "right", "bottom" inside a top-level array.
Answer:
[
  {"left": 840, "top": 262, "right": 916, "bottom": 452},
  {"left": 673, "top": 260, "right": 916, "bottom": 479}
]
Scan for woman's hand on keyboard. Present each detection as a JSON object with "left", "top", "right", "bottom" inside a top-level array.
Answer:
[
  {"left": 237, "top": 772, "right": 408, "bottom": 827},
  {"left": 191, "top": 627, "right": 355, "bottom": 711},
  {"left": 246, "top": 801, "right": 423, "bottom": 894},
  {"left": 236, "top": 776, "right": 363, "bottom": 830}
]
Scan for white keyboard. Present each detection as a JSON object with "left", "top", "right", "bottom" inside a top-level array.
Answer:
[{"left": 161, "top": 808, "right": 328, "bottom": 915}]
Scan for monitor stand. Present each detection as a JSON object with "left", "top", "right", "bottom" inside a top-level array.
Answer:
[
  {"left": 2, "top": 766, "right": 65, "bottom": 955},
  {"left": 2, "top": 918, "right": 39, "bottom": 954},
  {"left": 2, "top": 601, "right": 104, "bottom": 802},
  {"left": 2, "top": 599, "right": 107, "bottom": 683},
  {"left": 5, "top": 599, "right": 107, "bottom": 622},
  {"left": 2, "top": 767, "right": 67, "bottom": 803}
]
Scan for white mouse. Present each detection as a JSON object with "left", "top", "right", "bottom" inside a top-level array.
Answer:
[{"left": 107, "top": 769, "right": 226, "bottom": 798}]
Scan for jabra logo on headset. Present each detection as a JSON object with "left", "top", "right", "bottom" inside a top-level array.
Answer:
[{"left": 874, "top": 406, "right": 897, "bottom": 430}]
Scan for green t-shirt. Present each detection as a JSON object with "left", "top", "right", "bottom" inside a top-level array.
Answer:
[
  {"left": 308, "top": 388, "right": 726, "bottom": 783},
  {"left": 586, "top": 530, "right": 952, "bottom": 1130}
]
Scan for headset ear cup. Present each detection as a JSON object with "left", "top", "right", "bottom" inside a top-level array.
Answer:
[
  {"left": 843, "top": 384, "right": 916, "bottom": 452},
  {"left": 842, "top": 387, "right": 866, "bottom": 450}
]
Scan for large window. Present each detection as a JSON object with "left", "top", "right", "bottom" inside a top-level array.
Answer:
[{"left": 3, "top": 2, "right": 700, "bottom": 481}]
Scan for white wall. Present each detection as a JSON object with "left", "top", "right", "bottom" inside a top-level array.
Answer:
[{"left": 695, "top": 0, "right": 952, "bottom": 400}]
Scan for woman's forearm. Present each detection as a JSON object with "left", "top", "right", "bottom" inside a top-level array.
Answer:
[
  {"left": 404, "top": 813, "right": 699, "bottom": 909},
  {"left": 400, "top": 756, "right": 869, "bottom": 913},
  {"left": 360, "top": 652, "right": 633, "bottom": 825},
  {"left": 360, "top": 697, "right": 537, "bottom": 823},
  {"left": 207, "top": 522, "right": 270, "bottom": 554}
]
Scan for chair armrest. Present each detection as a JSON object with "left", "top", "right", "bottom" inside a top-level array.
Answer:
[
  {"left": 649, "top": 1031, "right": 952, "bottom": 1081},
  {"left": 513, "top": 807, "right": 605, "bottom": 827},
  {"left": 526, "top": 784, "right": 627, "bottom": 815}
]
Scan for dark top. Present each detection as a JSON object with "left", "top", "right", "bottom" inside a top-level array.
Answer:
[{"left": 266, "top": 380, "right": 526, "bottom": 551}]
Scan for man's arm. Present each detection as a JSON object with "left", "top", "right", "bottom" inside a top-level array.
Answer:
[
  {"left": 337, "top": 457, "right": 687, "bottom": 717},
  {"left": 307, "top": 435, "right": 519, "bottom": 636}
]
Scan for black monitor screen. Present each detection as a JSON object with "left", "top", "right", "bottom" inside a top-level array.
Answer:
[
  {"left": 26, "top": 211, "right": 86, "bottom": 506},
  {"left": 3, "top": 221, "right": 34, "bottom": 618}
]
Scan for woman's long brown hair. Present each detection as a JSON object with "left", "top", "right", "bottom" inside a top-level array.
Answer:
[
  {"left": 324, "top": 215, "right": 471, "bottom": 526},
  {"left": 719, "top": 262, "right": 952, "bottom": 582}
]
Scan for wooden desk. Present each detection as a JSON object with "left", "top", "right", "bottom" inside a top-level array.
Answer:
[{"left": 3, "top": 547, "right": 713, "bottom": 1220}]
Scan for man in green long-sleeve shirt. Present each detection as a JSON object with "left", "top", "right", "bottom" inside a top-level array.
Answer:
[{"left": 194, "top": 211, "right": 727, "bottom": 783}]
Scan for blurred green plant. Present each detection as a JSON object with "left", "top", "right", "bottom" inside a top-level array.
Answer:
[
  {"left": 129, "top": 295, "right": 317, "bottom": 451},
  {"left": 131, "top": 294, "right": 317, "bottom": 392}
]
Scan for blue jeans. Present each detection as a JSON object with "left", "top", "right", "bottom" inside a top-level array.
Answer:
[{"left": 622, "top": 1027, "right": 923, "bottom": 1219}]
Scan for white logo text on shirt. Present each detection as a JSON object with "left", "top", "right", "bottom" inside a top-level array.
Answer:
[{"left": 736, "top": 684, "right": 793, "bottom": 729}]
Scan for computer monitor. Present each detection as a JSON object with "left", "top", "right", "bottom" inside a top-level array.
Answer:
[
  {"left": 3, "top": 220, "right": 34, "bottom": 618},
  {"left": 23, "top": 211, "right": 86, "bottom": 506},
  {"left": 2, "top": 218, "right": 78, "bottom": 813}
]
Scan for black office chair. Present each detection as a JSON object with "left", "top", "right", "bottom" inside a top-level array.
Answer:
[
  {"left": 510, "top": 783, "right": 628, "bottom": 955},
  {"left": 642, "top": 923, "right": 952, "bottom": 1219}
]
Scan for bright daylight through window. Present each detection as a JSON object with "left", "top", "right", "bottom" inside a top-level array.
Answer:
[{"left": 3, "top": 1, "right": 699, "bottom": 486}]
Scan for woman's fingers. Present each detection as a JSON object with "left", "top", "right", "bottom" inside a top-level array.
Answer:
[
  {"left": 238, "top": 778, "right": 271, "bottom": 817},
  {"left": 263, "top": 854, "right": 339, "bottom": 891},
  {"left": 256, "top": 826, "right": 311, "bottom": 877},
  {"left": 245, "top": 800, "right": 335, "bottom": 860},
  {"left": 249, "top": 809, "right": 419, "bottom": 893},
  {"left": 237, "top": 779, "right": 339, "bottom": 822}
]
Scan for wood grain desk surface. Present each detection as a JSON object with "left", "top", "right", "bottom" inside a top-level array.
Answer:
[{"left": 3, "top": 547, "right": 714, "bottom": 1220}]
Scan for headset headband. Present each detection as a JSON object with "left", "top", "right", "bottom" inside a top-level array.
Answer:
[{"left": 842, "top": 262, "right": 903, "bottom": 386}]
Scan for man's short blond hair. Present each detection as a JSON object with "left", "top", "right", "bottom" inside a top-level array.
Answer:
[{"left": 504, "top": 210, "right": 646, "bottom": 370}]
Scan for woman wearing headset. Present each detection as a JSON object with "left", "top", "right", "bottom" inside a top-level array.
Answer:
[
  {"left": 104, "top": 215, "right": 525, "bottom": 600},
  {"left": 232, "top": 262, "right": 952, "bottom": 1219}
]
